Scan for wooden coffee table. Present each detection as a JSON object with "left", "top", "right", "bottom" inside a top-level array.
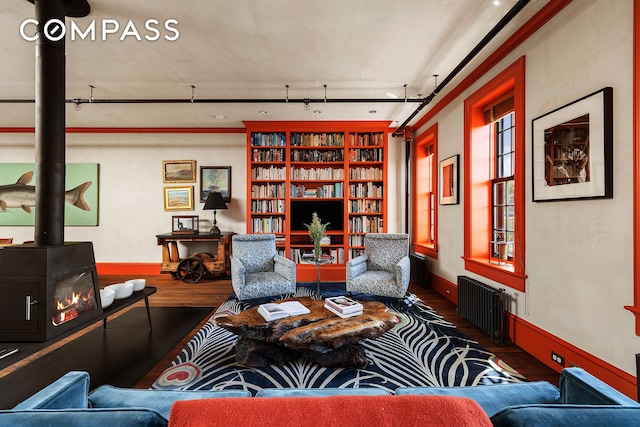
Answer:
[{"left": 216, "top": 298, "right": 397, "bottom": 368}]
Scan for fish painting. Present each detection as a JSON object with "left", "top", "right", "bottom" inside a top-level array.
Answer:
[{"left": 0, "top": 171, "right": 92, "bottom": 213}]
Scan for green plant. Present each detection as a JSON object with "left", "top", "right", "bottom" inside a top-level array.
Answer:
[{"left": 304, "top": 212, "right": 330, "bottom": 259}]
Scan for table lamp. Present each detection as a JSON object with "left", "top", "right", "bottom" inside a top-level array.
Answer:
[{"left": 203, "top": 192, "right": 228, "bottom": 236}]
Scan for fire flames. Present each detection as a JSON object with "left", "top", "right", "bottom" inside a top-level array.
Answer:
[{"left": 52, "top": 288, "right": 96, "bottom": 327}]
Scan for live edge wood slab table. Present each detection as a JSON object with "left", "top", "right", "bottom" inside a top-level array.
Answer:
[{"left": 216, "top": 298, "right": 397, "bottom": 368}]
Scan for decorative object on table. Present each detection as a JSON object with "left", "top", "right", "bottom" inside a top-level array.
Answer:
[
  {"left": 104, "top": 282, "right": 134, "bottom": 300},
  {"left": 124, "top": 278, "right": 146, "bottom": 292},
  {"left": 172, "top": 215, "right": 199, "bottom": 235},
  {"left": 257, "top": 301, "right": 310, "bottom": 322},
  {"left": 200, "top": 166, "right": 231, "bottom": 203},
  {"left": 203, "top": 192, "right": 227, "bottom": 236},
  {"left": 152, "top": 283, "right": 525, "bottom": 392},
  {"left": 230, "top": 234, "right": 296, "bottom": 300},
  {"left": 162, "top": 160, "right": 196, "bottom": 183},
  {"left": 532, "top": 87, "right": 613, "bottom": 202},
  {"left": 163, "top": 186, "right": 194, "bottom": 211},
  {"left": 439, "top": 154, "right": 459, "bottom": 205},
  {"left": 324, "top": 296, "right": 363, "bottom": 317},
  {"left": 99, "top": 288, "right": 115, "bottom": 308},
  {"left": 304, "top": 212, "right": 330, "bottom": 259},
  {"left": 346, "top": 233, "right": 410, "bottom": 299}
]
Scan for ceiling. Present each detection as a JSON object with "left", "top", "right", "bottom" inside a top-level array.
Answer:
[{"left": 0, "top": 0, "right": 549, "bottom": 129}]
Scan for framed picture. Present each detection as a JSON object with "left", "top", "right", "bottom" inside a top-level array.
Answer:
[
  {"left": 439, "top": 155, "right": 459, "bottom": 205},
  {"left": 162, "top": 160, "right": 196, "bottom": 183},
  {"left": 200, "top": 166, "right": 231, "bottom": 203},
  {"left": 163, "top": 186, "right": 194, "bottom": 211},
  {"left": 172, "top": 215, "right": 199, "bottom": 234},
  {"left": 532, "top": 87, "right": 613, "bottom": 202}
]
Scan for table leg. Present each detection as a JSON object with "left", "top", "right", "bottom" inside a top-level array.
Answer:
[
  {"left": 145, "top": 297, "right": 153, "bottom": 330},
  {"left": 316, "top": 262, "right": 321, "bottom": 296}
]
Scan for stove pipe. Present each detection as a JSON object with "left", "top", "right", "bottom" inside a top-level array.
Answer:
[{"left": 34, "top": 0, "right": 66, "bottom": 246}]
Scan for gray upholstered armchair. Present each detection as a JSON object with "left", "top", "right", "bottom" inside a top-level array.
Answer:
[
  {"left": 346, "top": 233, "right": 410, "bottom": 298},
  {"left": 230, "top": 233, "right": 297, "bottom": 300}
]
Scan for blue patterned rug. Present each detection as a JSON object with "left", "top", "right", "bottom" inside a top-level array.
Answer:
[{"left": 152, "top": 283, "right": 525, "bottom": 394}]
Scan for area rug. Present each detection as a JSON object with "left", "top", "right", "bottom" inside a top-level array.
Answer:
[{"left": 152, "top": 284, "right": 524, "bottom": 394}]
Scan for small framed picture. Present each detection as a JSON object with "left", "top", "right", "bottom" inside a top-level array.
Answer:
[
  {"left": 163, "top": 186, "right": 194, "bottom": 211},
  {"left": 200, "top": 166, "right": 231, "bottom": 202},
  {"left": 172, "top": 215, "right": 199, "bottom": 234},
  {"left": 439, "top": 154, "right": 459, "bottom": 205},
  {"left": 162, "top": 160, "right": 196, "bottom": 183}
]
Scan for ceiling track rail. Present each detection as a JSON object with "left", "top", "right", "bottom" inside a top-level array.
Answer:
[
  {"left": 0, "top": 98, "right": 424, "bottom": 105},
  {"left": 391, "top": 0, "right": 531, "bottom": 138}
]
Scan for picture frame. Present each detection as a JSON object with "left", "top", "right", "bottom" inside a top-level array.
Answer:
[
  {"left": 163, "top": 186, "right": 194, "bottom": 211},
  {"left": 532, "top": 87, "right": 613, "bottom": 202},
  {"left": 162, "top": 160, "right": 196, "bottom": 183},
  {"left": 200, "top": 166, "right": 231, "bottom": 203},
  {"left": 172, "top": 215, "right": 199, "bottom": 234},
  {"left": 439, "top": 154, "right": 459, "bottom": 205}
]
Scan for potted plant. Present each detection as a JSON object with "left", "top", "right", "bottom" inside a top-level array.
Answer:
[{"left": 304, "top": 212, "right": 330, "bottom": 260}]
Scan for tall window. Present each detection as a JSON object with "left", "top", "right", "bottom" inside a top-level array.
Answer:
[
  {"left": 413, "top": 123, "right": 438, "bottom": 258},
  {"left": 491, "top": 113, "right": 515, "bottom": 263},
  {"left": 463, "top": 57, "right": 526, "bottom": 291}
]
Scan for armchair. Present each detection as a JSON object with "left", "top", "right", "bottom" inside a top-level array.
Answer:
[
  {"left": 231, "top": 234, "right": 296, "bottom": 300},
  {"left": 346, "top": 233, "right": 410, "bottom": 298}
]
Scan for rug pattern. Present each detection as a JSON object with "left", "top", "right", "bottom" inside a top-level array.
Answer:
[{"left": 152, "top": 284, "right": 525, "bottom": 394}]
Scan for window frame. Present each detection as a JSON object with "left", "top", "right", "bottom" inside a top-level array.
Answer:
[
  {"left": 463, "top": 57, "right": 527, "bottom": 291},
  {"left": 412, "top": 123, "right": 438, "bottom": 258}
]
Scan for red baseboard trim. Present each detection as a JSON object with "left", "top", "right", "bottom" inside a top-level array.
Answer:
[
  {"left": 95, "top": 263, "right": 161, "bottom": 276},
  {"left": 430, "top": 272, "right": 638, "bottom": 400}
]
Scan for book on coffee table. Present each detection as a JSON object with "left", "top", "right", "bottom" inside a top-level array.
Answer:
[
  {"left": 258, "top": 301, "right": 310, "bottom": 322},
  {"left": 324, "top": 296, "right": 363, "bottom": 315},
  {"left": 323, "top": 303, "right": 362, "bottom": 318}
]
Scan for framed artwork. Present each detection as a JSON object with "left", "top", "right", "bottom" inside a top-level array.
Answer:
[
  {"left": 162, "top": 160, "right": 196, "bottom": 183},
  {"left": 200, "top": 166, "right": 231, "bottom": 202},
  {"left": 439, "top": 155, "right": 459, "bottom": 205},
  {"left": 164, "top": 186, "right": 194, "bottom": 211},
  {"left": 172, "top": 215, "right": 199, "bottom": 234},
  {"left": 0, "top": 163, "right": 99, "bottom": 226},
  {"left": 532, "top": 87, "right": 613, "bottom": 202}
]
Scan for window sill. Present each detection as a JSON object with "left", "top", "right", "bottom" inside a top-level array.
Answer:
[
  {"left": 413, "top": 243, "right": 438, "bottom": 259},
  {"left": 462, "top": 257, "right": 526, "bottom": 292}
]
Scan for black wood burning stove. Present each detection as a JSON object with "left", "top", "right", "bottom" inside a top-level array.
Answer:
[{"left": 0, "top": 242, "right": 103, "bottom": 341}]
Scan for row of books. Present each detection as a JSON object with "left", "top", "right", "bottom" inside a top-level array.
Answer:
[
  {"left": 251, "top": 199, "right": 286, "bottom": 214},
  {"left": 291, "top": 149, "right": 344, "bottom": 162},
  {"left": 348, "top": 216, "right": 384, "bottom": 233},
  {"left": 252, "top": 166, "right": 286, "bottom": 180},
  {"left": 324, "top": 296, "right": 363, "bottom": 318},
  {"left": 290, "top": 184, "right": 344, "bottom": 198},
  {"left": 251, "top": 183, "right": 285, "bottom": 198},
  {"left": 349, "top": 167, "right": 384, "bottom": 180},
  {"left": 349, "top": 182, "right": 383, "bottom": 198},
  {"left": 251, "top": 217, "right": 285, "bottom": 233},
  {"left": 348, "top": 148, "right": 384, "bottom": 162},
  {"left": 251, "top": 132, "right": 286, "bottom": 147},
  {"left": 349, "top": 133, "right": 384, "bottom": 147},
  {"left": 290, "top": 167, "right": 344, "bottom": 181},
  {"left": 290, "top": 248, "right": 345, "bottom": 264},
  {"left": 291, "top": 132, "right": 344, "bottom": 147},
  {"left": 251, "top": 148, "right": 285, "bottom": 162},
  {"left": 348, "top": 199, "right": 382, "bottom": 214}
]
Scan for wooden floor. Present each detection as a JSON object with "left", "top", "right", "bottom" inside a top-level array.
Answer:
[
  {"left": 95, "top": 274, "right": 560, "bottom": 389},
  {"left": 3, "top": 274, "right": 560, "bottom": 391}
]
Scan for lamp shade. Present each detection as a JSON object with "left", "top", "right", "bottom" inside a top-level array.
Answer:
[{"left": 203, "top": 192, "right": 228, "bottom": 210}]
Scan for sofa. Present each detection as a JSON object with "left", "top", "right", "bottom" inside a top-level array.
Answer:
[{"left": 1, "top": 368, "right": 637, "bottom": 426}]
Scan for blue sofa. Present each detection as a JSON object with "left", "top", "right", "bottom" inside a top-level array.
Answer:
[{"left": 1, "top": 368, "right": 637, "bottom": 426}]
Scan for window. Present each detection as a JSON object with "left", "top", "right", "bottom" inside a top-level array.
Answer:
[
  {"left": 413, "top": 123, "right": 438, "bottom": 258},
  {"left": 463, "top": 57, "right": 526, "bottom": 291}
]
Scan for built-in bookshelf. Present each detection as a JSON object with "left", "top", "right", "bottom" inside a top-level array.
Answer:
[{"left": 245, "top": 121, "right": 389, "bottom": 282}]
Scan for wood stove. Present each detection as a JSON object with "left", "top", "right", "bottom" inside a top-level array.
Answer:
[{"left": 0, "top": 242, "right": 103, "bottom": 342}]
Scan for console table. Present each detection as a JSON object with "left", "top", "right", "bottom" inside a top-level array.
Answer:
[{"left": 156, "top": 232, "right": 234, "bottom": 280}]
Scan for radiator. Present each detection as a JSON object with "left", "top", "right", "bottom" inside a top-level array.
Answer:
[
  {"left": 457, "top": 276, "right": 505, "bottom": 344},
  {"left": 410, "top": 253, "right": 429, "bottom": 288}
]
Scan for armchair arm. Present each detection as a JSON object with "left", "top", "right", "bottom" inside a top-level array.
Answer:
[
  {"left": 560, "top": 368, "right": 640, "bottom": 406},
  {"left": 230, "top": 256, "right": 246, "bottom": 293},
  {"left": 274, "top": 254, "right": 296, "bottom": 283},
  {"left": 13, "top": 371, "right": 89, "bottom": 410},
  {"left": 346, "top": 254, "right": 369, "bottom": 281},
  {"left": 396, "top": 256, "right": 411, "bottom": 287}
]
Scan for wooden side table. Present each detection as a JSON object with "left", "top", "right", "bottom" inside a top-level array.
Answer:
[{"left": 156, "top": 232, "right": 234, "bottom": 280}]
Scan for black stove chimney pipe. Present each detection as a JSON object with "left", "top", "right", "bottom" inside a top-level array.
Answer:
[{"left": 34, "top": 0, "right": 66, "bottom": 246}]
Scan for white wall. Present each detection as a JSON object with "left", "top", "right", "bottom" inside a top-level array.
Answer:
[{"left": 416, "top": 0, "right": 639, "bottom": 376}]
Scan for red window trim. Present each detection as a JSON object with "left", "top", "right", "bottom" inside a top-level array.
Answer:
[
  {"left": 463, "top": 56, "right": 527, "bottom": 292},
  {"left": 412, "top": 123, "right": 438, "bottom": 259}
]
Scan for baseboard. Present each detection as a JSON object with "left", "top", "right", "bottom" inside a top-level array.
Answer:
[
  {"left": 429, "top": 272, "right": 638, "bottom": 400},
  {"left": 95, "top": 263, "right": 161, "bottom": 276}
]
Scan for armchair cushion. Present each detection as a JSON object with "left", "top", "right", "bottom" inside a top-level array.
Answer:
[{"left": 232, "top": 234, "right": 276, "bottom": 274}]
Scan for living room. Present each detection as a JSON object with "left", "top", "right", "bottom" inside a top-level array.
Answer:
[{"left": 0, "top": 0, "right": 639, "bottom": 421}]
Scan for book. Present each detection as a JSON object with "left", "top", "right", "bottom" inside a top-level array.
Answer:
[
  {"left": 0, "top": 348, "right": 18, "bottom": 360},
  {"left": 324, "top": 303, "right": 362, "bottom": 318},
  {"left": 324, "top": 296, "right": 363, "bottom": 315},
  {"left": 257, "top": 301, "right": 311, "bottom": 322}
]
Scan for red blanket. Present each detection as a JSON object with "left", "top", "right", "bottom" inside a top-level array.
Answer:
[{"left": 168, "top": 395, "right": 492, "bottom": 427}]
